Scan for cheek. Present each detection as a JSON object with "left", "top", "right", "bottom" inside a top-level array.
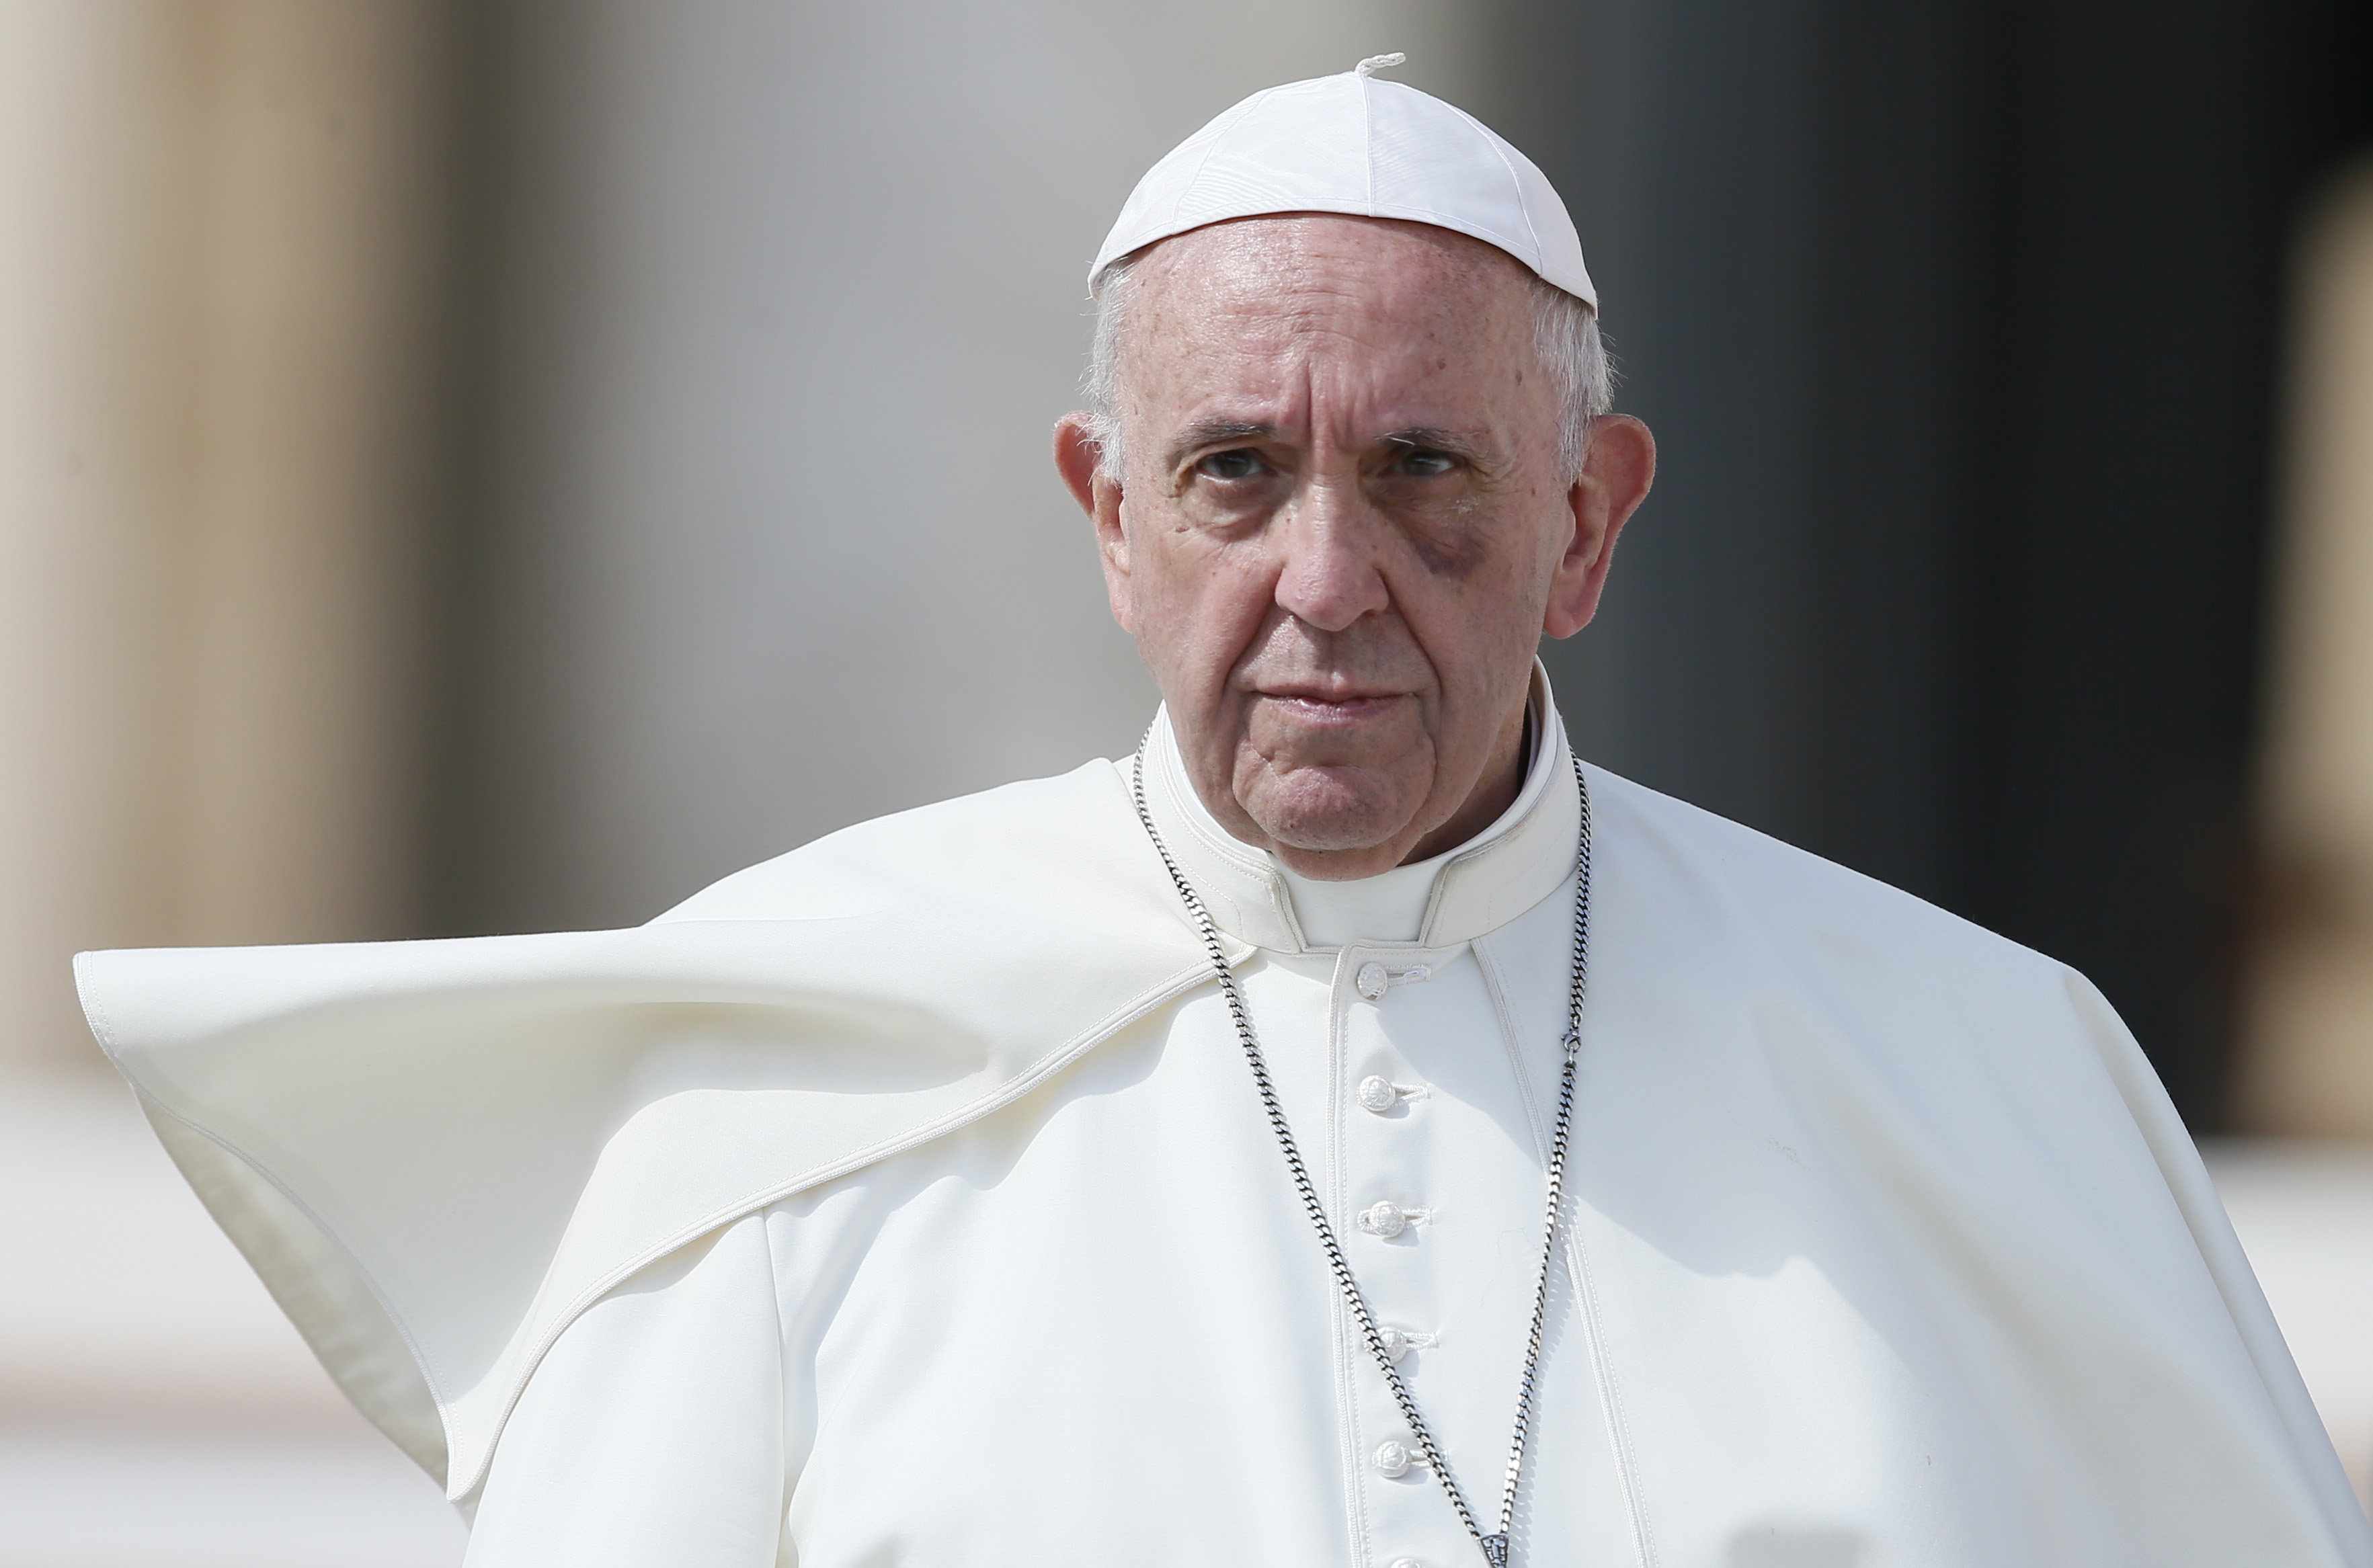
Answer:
[
  {"left": 1402, "top": 507, "right": 1492, "bottom": 581},
  {"left": 1126, "top": 523, "right": 1273, "bottom": 686},
  {"left": 1410, "top": 507, "right": 1546, "bottom": 601},
  {"left": 1396, "top": 522, "right": 1558, "bottom": 684}
]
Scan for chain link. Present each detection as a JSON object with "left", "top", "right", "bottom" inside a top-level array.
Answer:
[{"left": 1131, "top": 743, "right": 1593, "bottom": 1567}]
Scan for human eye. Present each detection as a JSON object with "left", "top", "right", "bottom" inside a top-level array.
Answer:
[
  {"left": 1390, "top": 447, "right": 1459, "bottom": 477},
  {"left": 1194, "top": 448, "right": 1266, "bottom": 481}
]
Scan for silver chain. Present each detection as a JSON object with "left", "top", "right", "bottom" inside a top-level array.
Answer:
[{"left": 1130, "top": 745, "right": 1593, "bottom": 1568}]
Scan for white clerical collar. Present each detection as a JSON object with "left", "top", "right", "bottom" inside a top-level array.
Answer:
[{"left": 1139, "top": 661, "right": 1580, "bottom": 952}]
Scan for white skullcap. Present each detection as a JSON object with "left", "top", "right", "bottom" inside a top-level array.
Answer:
[{"left": 1091, "top": 56, "right": 1595, "bottom": 308}]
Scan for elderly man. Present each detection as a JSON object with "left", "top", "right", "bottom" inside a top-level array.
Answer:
[{"left": 79, "top": 64, "right": 2370, "bottom": 1568}]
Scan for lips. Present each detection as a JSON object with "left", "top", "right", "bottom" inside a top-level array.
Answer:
[{"left": 1254, "top": 692, "right": 1404, "bottom": 724}]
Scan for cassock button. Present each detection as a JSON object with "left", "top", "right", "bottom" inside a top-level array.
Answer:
[
  {"left": 1355, "top": 962, "right": 1390, "bottom": 1000},
  {"left": 1379, "top": 1325, "right": 1409, "bottom": 1360},
  {"left": 1357, "top": 1075, "right": 1400, "bottom": 1113},
  {"left": 1389, "top": 1559, "right": 1424, "bottom": 1568},
  {"left": 1372, "top": 1440, "right": 1414, "bottom": 1479},
  {"left": 1359, "top": 1200, "right": 1409, "bottom": 1239}
]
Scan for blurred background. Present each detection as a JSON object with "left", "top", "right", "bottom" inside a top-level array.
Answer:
[{"left": 2, "top": 1, "right": 2371, "bottom": 1561}]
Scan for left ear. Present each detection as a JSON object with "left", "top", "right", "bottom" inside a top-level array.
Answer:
[
  {"left": 1053, "top": 411, "right": 1136, "bottom": 634},
  {"left": 1542, "top": 414, "right": 1655, "bottom": 639}
]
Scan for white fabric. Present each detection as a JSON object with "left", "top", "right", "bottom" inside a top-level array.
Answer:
[
  {"left": 461, "top": 1220, "right": 786, "bottom": 1563},
  {"left": 76, "top": 676, "right": 2373, "bottom": 1564},
  {"left": 1091, "top": 66, "right": 1597, "bottom": 306},
  {"left": 77, "top": 765, "right": 1227, "bottom": 1495}
]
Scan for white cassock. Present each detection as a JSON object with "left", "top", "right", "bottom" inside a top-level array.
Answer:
[{"left": 78, "top": 668, "right": 2372, "bottom": 1568}]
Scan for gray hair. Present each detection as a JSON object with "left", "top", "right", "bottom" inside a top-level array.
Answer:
[{"left": 1082, "top": 251, "right": 1613, "bottom": 481}]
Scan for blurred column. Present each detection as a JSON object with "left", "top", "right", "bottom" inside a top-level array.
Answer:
[
  {"left": 0, "top": 5, "right": 204, "bottom": 1071},
  {"left": 2242, "top": 159, "right": 2373, "bottom": 1138},
  {"left": 0, "top": 1, "right": 459, "bottom": 1071},
  {"left": 176, "top": 3, "right": 459, "bottom": 947}
]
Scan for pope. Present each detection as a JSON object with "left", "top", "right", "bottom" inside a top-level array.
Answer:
[{"left": 75, "top": 60, "right": 2373, "bottom": 1568}]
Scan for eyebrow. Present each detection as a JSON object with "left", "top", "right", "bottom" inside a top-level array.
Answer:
[{"left": 1162, "top": 419, "right": 1275, "bottom": 473}]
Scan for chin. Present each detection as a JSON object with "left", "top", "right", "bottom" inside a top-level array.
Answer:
[{"left": 1243, "top": 774, "right": 1410, "bottom": 854}]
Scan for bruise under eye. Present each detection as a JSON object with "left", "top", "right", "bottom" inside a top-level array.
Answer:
[{"left": 1195, "top": 450, "right": 1265, "bottom": 480}]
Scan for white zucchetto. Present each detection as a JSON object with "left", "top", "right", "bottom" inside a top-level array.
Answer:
[{"left": 1092, "top": 56, "right": 1596, "bottom": 306}]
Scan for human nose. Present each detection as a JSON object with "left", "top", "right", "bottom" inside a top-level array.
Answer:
[{"left": 1273, "top": 470, "right": 1389, "bottom": 633}]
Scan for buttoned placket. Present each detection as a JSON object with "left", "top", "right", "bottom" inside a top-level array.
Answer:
[
  {"left": 1327, "top": 936, "right": 1502, "bottom": 1568},
  {"left": 1127, "top": 673, "right": 1607, "bottom": 1567}
]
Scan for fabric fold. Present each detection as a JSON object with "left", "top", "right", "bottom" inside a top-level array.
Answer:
[
  {"left": 72, "top": 741, "right": 2373, "bottom": 1559},
  {"left": 76, "top": 759, "right": 1220, "bottom": 1497}
]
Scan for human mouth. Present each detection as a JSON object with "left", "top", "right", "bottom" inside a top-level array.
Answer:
[{"left": 1254, "top": 691, "right": 1405, "bottom": 726}]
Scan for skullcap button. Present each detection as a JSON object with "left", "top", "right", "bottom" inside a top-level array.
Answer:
[
  {"left": 1359, "top": 1200, "right": 1408, "bottom": 1239},
  {"left": 1357, "top": 1075, "right": 1400, "bottom": 1113},
  {"left": 1355, "top": 962, "right": 1390, "bottom": 1000},
  {"left": 1372, "top": 1440, "right": 1414, "bottom": 1479}
]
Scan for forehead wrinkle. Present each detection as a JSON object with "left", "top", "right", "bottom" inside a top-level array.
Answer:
[
  {"left": 1179, "top": 266, "right": 1507, "bottom": 368},
  {"left": 1135, "top": 216, "right": 1535, "bottom": 347},
  {"left": 1127, "top": 240, "right": 1549, "bottom": 470}
]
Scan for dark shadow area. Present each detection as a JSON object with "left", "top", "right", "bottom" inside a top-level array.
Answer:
[{"left": 1496, "top": 0, "right": 2373, "bottom": 1129}]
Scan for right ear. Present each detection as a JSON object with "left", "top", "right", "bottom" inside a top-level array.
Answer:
[{"left": 1054, "top": 412, "right": 1133, "bottom": 633}]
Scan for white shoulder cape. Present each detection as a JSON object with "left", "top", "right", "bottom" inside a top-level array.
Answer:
[
  {"left": 77, "top": 759, "right": 1225, "bottom": 1497},
  {"left": 74, "top": 756, "right": 2370, "bottom": 1553}
]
